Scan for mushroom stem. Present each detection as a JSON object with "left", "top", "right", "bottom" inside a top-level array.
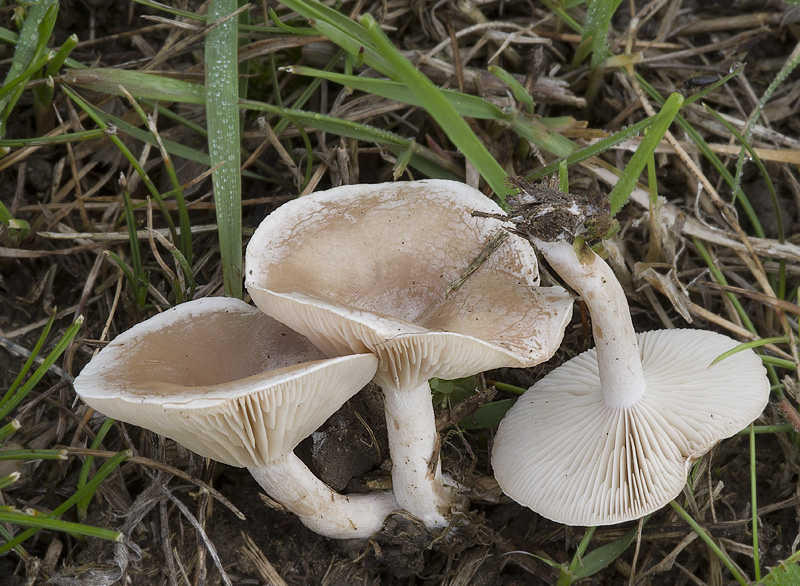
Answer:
[
  {"left": 534, "top": 239, "right": 646, "bottom": 409},
  {"left": 381, "top": 381, "right": 463, "bottom": 528},
  {"left": 248, "top": 452, "right": 398, "bottom": 539}
]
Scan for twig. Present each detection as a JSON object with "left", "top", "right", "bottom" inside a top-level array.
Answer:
[{"left": 445, "top": 231, "right": 509, "bottom": 297}]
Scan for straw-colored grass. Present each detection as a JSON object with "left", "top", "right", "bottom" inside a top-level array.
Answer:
[{"left": 1, "top": 0, "right": 800, "bottom": 583}]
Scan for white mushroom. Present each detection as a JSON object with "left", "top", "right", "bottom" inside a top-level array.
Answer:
[
  {"left": 245, "top": 180, "right": 574, "bottom": 528},
  {"left": 492, "top": 240, "right": 770, "bottom": 525},
  {"left": 73, "top": 297, "right": 397, "bottom": 539}
]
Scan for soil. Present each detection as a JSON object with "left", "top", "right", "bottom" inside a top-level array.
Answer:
[{"left": 2, "top": 1, "right": 800, "bottom": 585}]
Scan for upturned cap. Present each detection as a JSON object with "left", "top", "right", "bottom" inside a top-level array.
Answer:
[
  {"left": 73, "top": 297, "right": 378, "bottom": 468},
  {"left": 245, "top": 180, "right": 574, "bottom": 389}
]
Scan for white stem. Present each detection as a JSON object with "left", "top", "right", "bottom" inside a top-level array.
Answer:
[
  {"left": 534, "top": 239, "right": 646, "bottom": 409},
  {"left": 248, "top": 452, "right": 398, "bottom": 539},
  {"left": 382, "top": 381, "right": 464, "bottom": 528}
]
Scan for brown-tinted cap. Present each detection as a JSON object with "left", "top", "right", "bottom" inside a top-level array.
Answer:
[
  {"left": 73, "top": 297, "right": 378, "bottom": 468},
  {"left": 245, "top": 180, "right": 573, "bottom": 389}
]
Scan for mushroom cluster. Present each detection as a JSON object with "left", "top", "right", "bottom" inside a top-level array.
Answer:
[{"left": 73, "top": 180, "right": 575, "bottom": 537}]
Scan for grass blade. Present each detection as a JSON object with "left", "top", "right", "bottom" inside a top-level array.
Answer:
[
  {"left": 206, "top": 0, "right": 243, "bottom": 298},
  {"left": 241, "top": 99, "right": 462, "bottom": 179},
  {"left": 0, "top": 509, "right": 121, "bottom": 542},
  {"left": 581, "top": 0, "right": 624, "bottom": 69},
  {"left": 608, "top": 92, "right": 683, "bottom": 215},
  {"left": 670, "top": 500, "right": 749, "bottom": 586},
  {"left": 65, "top": 68, "right": 207, "bottom": 103},
  {"left": 528, "top": 114, "right": 654, "bottom": 182},
  {"left": 360, "top": 14, "right": 511, "bottom": 199},
  {"left": 709, "top": 336, "right": 790, "bottom": 366},
  {"left": 488, "top": 65, "right": 535, "bottom": 113},
  {"left": 702, "top": 103, "right": 784, "bottom": 243},
  {"left": 0, "top": 451, "right": 130, "bottom": 553},
  {"left": 284, "top": 65, "right": 506, "bottom": 119},
  {"left": 0, "top": 316, "right": 82, "bottom": 422},
  {"left": 0, "top": 0, "right": 58, "bottom": 136},
  {"left": 76, "top": 417, "right": 115, "bottom": 520},
  {"left": 634, "top": 75, "right": 766, "bottom": 239}
]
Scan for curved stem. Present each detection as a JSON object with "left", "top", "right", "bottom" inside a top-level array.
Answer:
[
  {"left": 248, "top": 452, "right": 398, "bottom": 539},
  {"left": 382, "top": 381, "right": 465, "bottom": 528},
  {"left": 534, "top": 239, "right": 646, "bottom": 408}
]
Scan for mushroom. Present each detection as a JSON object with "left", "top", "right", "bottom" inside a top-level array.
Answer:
[
  {"left": 492, "top": 238, "right": 770, "bottom": 525},
  {"left": 72, "top": 297, "right": 398, "bottom": 539},
  {"left": 245, "top": 179, "right": 574, "bottom": 528}
]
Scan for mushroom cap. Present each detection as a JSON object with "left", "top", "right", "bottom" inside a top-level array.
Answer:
[
  {"left": 73, "top": 297, "right": 378, "bottom": 468},
  {"left": 245, "top": 180, "right": 574, "bottom": 389},
  {"left": 492, "top": 328, "right": 770, "bottom": 526}
]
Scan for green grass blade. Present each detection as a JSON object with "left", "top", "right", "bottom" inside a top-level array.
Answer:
[
  {"left": 118, "top": 180, "right": 146, "bottom": 305},
  {"left": 581, "top": 0, "right": 624, "bottom": 69},
  {"left": 0, "top": 25, "right": 82, "bottom": 69},
  {"left": 284, "top": 65, "right": 506, "bottom": 119},
  {"left": 558, "top": 160, "right": 569, "bottom": 192},
  {"left": 124, "top": 91, "right": 194, "bottom": 271},
  {"left": 732, "top": 55, "right": 800, "bottom": 199},
  {"left": 702, "top": 103, "right": 784, "bottom": 242},
  {"left": 241, "top": 99, "right": 462, "bottom": 179},
  {"left": 609, "top": 93, "right": 683, "bottom": 215},
  {"left": 151, "top": 122, "right": 194, "bottom": 271},
  {"left": 693, "top": 238, "right": 756, "bottom": 333},
  {"left": 360, "top": 14, "right": 511, "bottom": 199},
  {"left": 459, "top": 398, "right": 514, "bottom": 430},
  {"left": 488, "top": 65, "right": 535, "bottom": 113},
  {"left": 278, "top": 0, "right": 517, "bottom": 189},
  {"left": 278, "top": 0, "right": 393, "bottom": 75},
  {"left": 0, "top": 449, "right": 67, "bottom": 461},
  {"left": 574, "top": 525, "right": 638, "bottom": 578},
  {"left": 66, "top": 82, "right": 458, "bottom": 181},
  {"left": 0, "top": 472, "right": 20, "bottom": 491},
  {"left": 0, "top": 52, "right": 53, "bottom": 102},
  {"left": 56, "top": 96, "right": 214, "bottom": 167},
  {"left": 0, "top": 316, "right": 83, "bottom": 422},
  {"left": 0, "top": 419, "right": 20, "bottom": 443},
  {"left": 206, "top": 0, "right": 243, "bottom": 299},
  {"left": 62, "top": 86, "right": 180, "bottom": 249},
  {"left": 105, "top": 250, "right": 147, "bottom": 306},
  {"left": 1, "top": 313, "right": 55, "bottom": 409},
  {"left": 0, "top": 450, "right": 130, "bottom": 554},
  {"left": 0, "top": 510, "right": 121, "bottom": 542},
  {"left": 528, "top": 114, "right": 655, "bottom": 181},
  {"left": 682, "top": 62, "right": 745, "bottom": 107},
  {"left": 0, "top": 128, "right": 109, "bottom": 147},
  {"left": 760, "top": 356, "right": 797, "bottom": 370},
  {"left": 36, "top": 32, "right": 77, "bottom": 114},
  {"left": 670, "top": 500, "right": 749, "bottom": 586},
  {"left": 44, "top": 33, "right": 78, "bottom": 78},
  {"left": 0, "top": 0, "right": 58, "bottom": 136},
  {"left": 568, "top": 526, "right": 596, "bottom": 574},
  {"left": 709, "top": 336, "right": 790, "bottom": 366},
  {"left": 64, "top": 68, "right": 207, "bottom": 103},
  {"left": 0, "top": 199, "right": 30, "bottom": 241},
  {"left": 76, "top": 417, "right": 115, "bottom": 520},
  {"left": 635, "top": 75, "right": 766, "bottom": 239},
  {"left": 509, "top": 115, "right": 577, "bottom": 158},
  {"left": 133, "top": 0, "right": 315, "bottom": 34},
  {"left": 539, "top": 0, "right": 583, "bottom": 33}
]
